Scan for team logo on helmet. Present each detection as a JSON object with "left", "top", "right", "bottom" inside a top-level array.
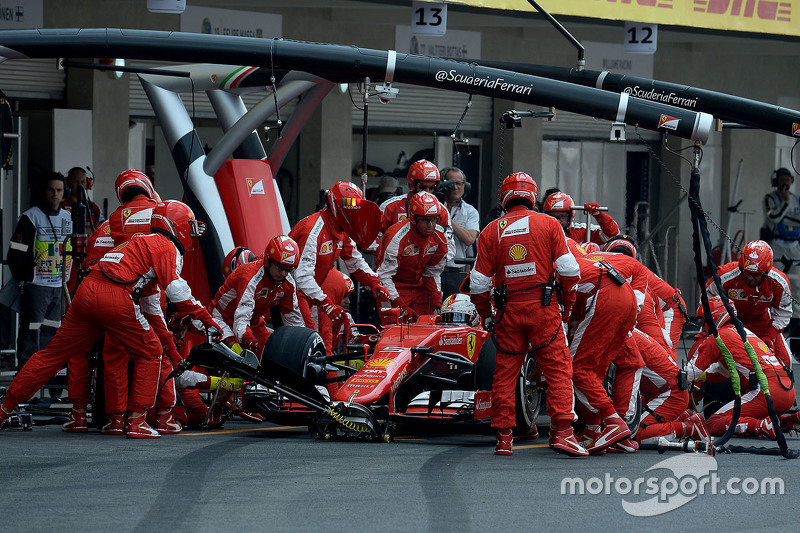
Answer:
[
  {"left": 550, "top": 199, "right": 567, "bottom": 209},
  {"left": 509, "top": 244, "right": 527, "bottom": 261},
  {"left": 793, "top": 123, "right": 800, "bottom": 137}
]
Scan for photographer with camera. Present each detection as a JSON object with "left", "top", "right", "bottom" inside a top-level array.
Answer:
[
  {"left": 439, "top": 167, "right": 480, "bottom": 297},
  {"left": 763, "top": 167, "right": 800, "bottom": 316}
]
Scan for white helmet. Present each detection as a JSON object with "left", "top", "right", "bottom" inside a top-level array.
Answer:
[{"left": 441, "top": 293, "right": 479, "bottom": 327}]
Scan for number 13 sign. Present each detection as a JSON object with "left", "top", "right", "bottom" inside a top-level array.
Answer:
[
  {"left": 412, "top": 1, "right": 447, "bottom": 36},
  {"left": 624, "top": 21, "right": 657, "bottom": 54}
]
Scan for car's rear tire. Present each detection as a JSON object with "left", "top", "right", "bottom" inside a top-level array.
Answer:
[{"left": 473, "top": 339, "right": 540, "bottom": 435}]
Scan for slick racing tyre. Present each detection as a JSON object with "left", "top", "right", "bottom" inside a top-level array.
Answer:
[
  {"left": 259, "top": 327, "right": 327, "bottom": 426},
  {"left": 472, "top": 341, "right": 540, "bottom": 435},
  {"left": 260, "top": 326, "right": 326, "bottom": 382}
]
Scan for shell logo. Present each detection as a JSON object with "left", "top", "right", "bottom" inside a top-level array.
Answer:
[
  {"left": 365, "top": 358, "right": 395, "bottom": 368},
  {"left": 509, "top": 244, "right": 527, "bottom": 261},
  {"left": 402, "top": 244, "right": 420, "bottom": 256},
  {"left": 319, "top": 241, "right": 334, "bottom": 255},
  {"left": 758, "top": 341, "right": 770, "bottom": 353}
]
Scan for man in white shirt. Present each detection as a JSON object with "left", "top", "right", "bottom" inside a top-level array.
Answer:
[{"left": 439, "top": 167, "right": 480, "bottom": 297}]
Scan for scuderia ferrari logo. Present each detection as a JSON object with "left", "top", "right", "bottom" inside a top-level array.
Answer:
[
  {"left": 658, "top": 114, "right": 680, "bottom": 131},
  {"left": 246, "top": 177, "right": 265, "bottom": 196}
]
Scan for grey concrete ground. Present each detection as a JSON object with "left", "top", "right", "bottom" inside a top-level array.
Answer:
[{"left": 1, "top": 418, "right": 798, "bottom": 533}]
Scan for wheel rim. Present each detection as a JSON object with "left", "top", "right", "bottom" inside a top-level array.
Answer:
[{"left": 517, "top": 356, "right": 540, "bottom": 427}]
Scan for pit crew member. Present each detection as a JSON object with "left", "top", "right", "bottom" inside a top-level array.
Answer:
[
  {"left": 289, "top": 181, "right": 389, "bottom": 331},
  {"left": 0, "top": 201, "right": 223, "bottom": 438},
  {"left": 687, "top": 297, "right": 796, "bottom": 438},
  {"left": 377, "top": 191, "right": 449, "bottom": 319},
  {"left": 706, "top": 240, "right": 794, "bottom": 367},
  {"left": 542, "top": 191, "right": 620, "bottom": 245},
  {"left": 470, "top": 172, "right": 587, "bottom": 457}
]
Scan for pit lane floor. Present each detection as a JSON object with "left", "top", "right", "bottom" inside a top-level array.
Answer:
[{"left": 1, "top": 419, "right": 798, "bottom": 532}]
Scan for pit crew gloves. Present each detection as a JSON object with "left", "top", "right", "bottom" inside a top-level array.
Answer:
[
  {"left": 321, "top": 298, "right": 347, "bottom": 324},
  {"left": 584, "top": 202, "right": 601, "bottom": 216}
]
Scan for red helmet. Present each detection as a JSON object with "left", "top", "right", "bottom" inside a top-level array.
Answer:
[
  {"left": 407, "top": 159, "right": 440, "bottom": 191},
  {"left": 115, "top": 169, "right": 155, "bottom": 203},
  {"left": 409, "top": 191, "right": 441, "bottom": 221},
  {"left": 500, "top": 172, "right": 537, "bottom": 210},
  {"left": 265, "top": 235, "right": 299, "bottom": 270},
  {"left": 325, "top": 181, "right": 381, "bottom": 248},
  {"left": 696, "top": 296, "right": 735, "bottom": 330},
  {"left": 337, "top": 270, "right": 355, "bottom": 293},
  {"left": 581, "top": 242, "right": 601, "bottom": 254},
  {"left": 738, "top": 240, "right": 773, "bottom": 274},
  {"left": 150, "top": 200, "right": 205, "bottom": 254},
  {"left": 222, "top": 247, "right": 257, "bottom": 278},
  {"left": 326, "top": 181, "right": 364, "bottom": 225},
  {"left": 602, "top": 234, "right": 638, "bottom": 257},
  {"left": 543, "top": 191, "right": 574, "bottom": 212}
]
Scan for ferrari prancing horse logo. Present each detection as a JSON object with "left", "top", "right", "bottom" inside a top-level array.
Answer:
[{"left": 467, "top": 332, "right": 476, "bottom": 360}]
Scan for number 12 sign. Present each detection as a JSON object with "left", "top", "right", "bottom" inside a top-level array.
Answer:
[
  {"left": 624, "top": 21, "right": 657, "bottom": 54},
  {"left": 412, "top": 1, "right": 447, "bottom": 36}
]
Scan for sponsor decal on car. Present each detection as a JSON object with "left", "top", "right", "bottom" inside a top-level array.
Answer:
[
  {"left": 350, "top": 377, "right": 381, "bottom": 385},
  {"left": 474, "top": 390, "right": 492, "bottom": 419},
  {"left": 365, "top": 358, "right": 396, "bottom": 368},
  {"left": 391, "top": 367, "right": 409, "bottom": 393},
  {"left": 439, "top": 334, "right": 464, "bottom": 346},
  {"left": 793, "top": 123, "right": 800, "bottom": 137}
]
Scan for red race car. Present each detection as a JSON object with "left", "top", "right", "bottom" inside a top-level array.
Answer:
[{"left": 188, "top": 294, "right": 542, "bottom": 441}]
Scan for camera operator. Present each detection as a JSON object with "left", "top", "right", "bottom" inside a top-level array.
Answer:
[
  {"left": 763, "top": 167, "right": 800, "bottom": 316},
  {"left": 439, "top": 167, "right": 479, "bottom": 297}
]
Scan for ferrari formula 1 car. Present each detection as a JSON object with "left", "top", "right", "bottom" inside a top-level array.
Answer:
[{"left": 184, "top": 310, "right": 542, "bottom": 441}]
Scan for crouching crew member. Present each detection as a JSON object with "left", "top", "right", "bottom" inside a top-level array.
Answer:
[{"left": 0, "top": 201, "right": 223, "bottom": 439}]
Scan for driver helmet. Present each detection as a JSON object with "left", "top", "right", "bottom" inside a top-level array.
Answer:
[
  {"left": 222, "top": 246, "right": 257, "bottom": 278},
  {"left": 440, "top": 293, "right": 479, "bottom": 327}
]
